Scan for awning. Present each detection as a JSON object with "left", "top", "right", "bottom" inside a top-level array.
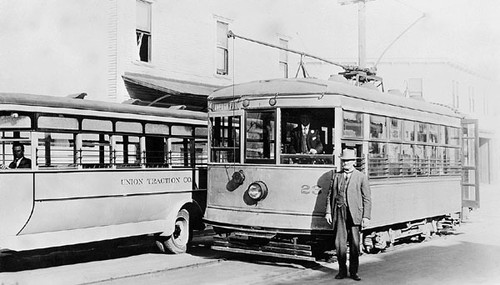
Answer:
[{"left": 122, "top": 72, "right": 222, "bottom": 111}]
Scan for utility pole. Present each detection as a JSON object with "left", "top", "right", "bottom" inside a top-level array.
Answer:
[
  {"left": 358, "top": 1, "right": 366, "bottom": 68},
  {"left": 339, "top": 0, "right": 369, "bottom": 68}
]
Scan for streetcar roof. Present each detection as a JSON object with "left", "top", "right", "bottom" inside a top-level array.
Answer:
[
  {"left": 209, "top": 78, "right": 461, "bottom": 118},
  {"left": 0, "top": 93, "right": 207, "bottom": 123}
]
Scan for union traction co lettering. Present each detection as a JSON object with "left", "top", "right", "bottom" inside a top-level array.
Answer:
[{"left": 120, "top": 176, "right": 186, "bottom": 186}]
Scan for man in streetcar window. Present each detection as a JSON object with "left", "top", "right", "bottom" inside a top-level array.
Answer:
[
  {"left": 289, "top": 113, "right": 323, "bottom": 154},
  {"left": 1, "top": 142, "right": 31, "bottom": 169},
  {"left": 325, "top": 148, "right": 371, "bottom": 281}
]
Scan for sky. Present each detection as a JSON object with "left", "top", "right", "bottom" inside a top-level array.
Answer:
[{"left": 350, "top": 0, "right": 500, "bottom": 80}]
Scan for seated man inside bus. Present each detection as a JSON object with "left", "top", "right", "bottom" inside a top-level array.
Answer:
[
  {"left": 289, "top": 113, "right": 323, "bottom": 155},
  {"left": 1, "top": 142, "right": 32, "bottom": 169}
]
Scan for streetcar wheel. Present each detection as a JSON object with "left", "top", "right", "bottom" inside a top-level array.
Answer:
[{"left": 158, "top": 209, "right": 190, "bottom": 254}]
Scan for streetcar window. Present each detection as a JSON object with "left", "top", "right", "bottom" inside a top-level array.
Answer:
[
  {"left": 280, "top": 108, "right": 333, "bottom": 165},
  {"left": 401, "top": 144, "right": 414, "bottom": 176},
  {"left": 370, "top": 115, "right": 387, "bottom": 139},
  {"left": 210, "top": 116, "right": 240, "bottom": 163},
  {"left": 416, "top": 122, "right": 428, "bottom": 142},
  {"left": 389, "top": 118, "right": 401, "bottom": 141},
  {"left": 37, "top": 132, "right": 76, "bottom": 168},
  {"left": 446, "top": 127, "right": 460, "bottom": 146},
  {"left": 387, "top": 143, "right": 401, "bottom": 175},
  {"left": 402, "top": 120, "right": 415, "bottom": 142},
  {"left": 438, "top": 125, "right": 446, "bottom": 144},
  {"left": 368, "top": 141, "right": 386, "bottom": 177},
  {"left": 245, "top": 111, "right": 275, "bottom": 163},
  {"left": 429, "top": 124, "right": 439, "bottom": 143},
  {"left": 343, "top": 111, "right": 363, "bottom": 138}
]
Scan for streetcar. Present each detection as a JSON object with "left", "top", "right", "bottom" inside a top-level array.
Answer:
[
  {"left": 204, "top": 75, "right": 479, "bottom": 261},
  {"left": 0, "top": 93, "right": 207, "bottom": 254}
]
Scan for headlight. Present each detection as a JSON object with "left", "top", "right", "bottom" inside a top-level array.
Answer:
[{"left": 247, "top": 181, "right": 268, "bottom": 201}]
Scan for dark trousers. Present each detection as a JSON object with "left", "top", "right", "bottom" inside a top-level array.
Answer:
[{"left": 334, "top": 205, "right": 361, "bottom": 276}]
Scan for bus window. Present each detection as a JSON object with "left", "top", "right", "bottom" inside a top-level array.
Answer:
[
  {"left": 38, "top": 132, "right": 76, "bottom": 168},
  {"left": 114, "top": 135, "right": 141, "bottom": 168},
  {"left": 80, "top": 133, "right": 111, "bottom": 168},
  {"left": 145, "top": 136, "right": 167, "bottom": 167},
  {"left": 280, "top": 108, "right": 333, "bottom": 165},
  {"left": 170, "top": 138, "right": 189, "bottom": 167},
  {"left": 245, "top": 111, "right": 275, "bottom": 163},
  {"left": 0, "top": 131, "right": 31, "bottom": 169},
  {"left": 210, "top": 116, "right": 240, "bottom": 163},
  {"left": 169, "top": 137, "right": 207, "bottom": 167}
]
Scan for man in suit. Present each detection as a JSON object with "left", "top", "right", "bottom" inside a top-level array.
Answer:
[
  {"left": 289, "top": 113, "right": 323, "bottom": 154},
  {"left": 8, "top": 142, "right": 32, "bottom": 169},
  {"left": 325, "top": 148, "right": 371, "bottom": 281}
]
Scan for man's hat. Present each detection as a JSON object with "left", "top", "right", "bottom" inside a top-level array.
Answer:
[{"left": 340, "top": 148, "right": 357, "bottom": 160}]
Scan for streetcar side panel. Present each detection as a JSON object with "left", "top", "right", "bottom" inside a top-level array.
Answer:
[{"left": 370, "top": 178, "right": 461, "bottom": 228}]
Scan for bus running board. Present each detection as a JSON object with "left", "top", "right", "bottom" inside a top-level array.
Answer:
[{"left": 212, "top": 235, "right": 316, "bottom": 262}]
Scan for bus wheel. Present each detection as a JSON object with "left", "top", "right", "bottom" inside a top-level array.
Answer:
[{"left": 158, "top": 209, "right": 190, "bottom": 254}]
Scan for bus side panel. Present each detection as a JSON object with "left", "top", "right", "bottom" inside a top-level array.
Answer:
[
  {"left": 370, "top": 177, "right": 462, "bottom": 228},
  {"left": 206, "top": 165, "right": 332, "bottom": 231},
  {"left": 0, "top": 173, "right": 33, "bottom": 237},
  {"left": 19, "top": 170, "right": 193, "bottom": 235}
]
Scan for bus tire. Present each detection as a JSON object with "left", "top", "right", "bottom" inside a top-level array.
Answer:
[{"left": 163, "top": 209, "right": 190, "bottom": 254}]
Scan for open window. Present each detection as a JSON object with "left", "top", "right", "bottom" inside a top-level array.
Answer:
[{"left": 280, "top": 108, "right": 334, "bottom": 165}]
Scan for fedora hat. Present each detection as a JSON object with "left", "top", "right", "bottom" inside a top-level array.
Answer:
[{"left": 340, "top": 148, "right": 357, "bottom": 160}]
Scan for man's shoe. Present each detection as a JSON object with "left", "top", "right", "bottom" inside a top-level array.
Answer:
[
  {"left": 335, "top": 273, "right": 346, "bottom": 279},
  {"left": 351, "top": 274, "right": 362, "bottom": 281}
]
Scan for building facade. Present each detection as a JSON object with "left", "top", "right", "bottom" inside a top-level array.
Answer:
[{"left": 0, "top": 0, "right": 498, "bottom": 183}]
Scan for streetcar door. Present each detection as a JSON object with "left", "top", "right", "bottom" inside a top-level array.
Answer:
[{"left": 461, "top": 119, "right": 480, "bottom": 209}]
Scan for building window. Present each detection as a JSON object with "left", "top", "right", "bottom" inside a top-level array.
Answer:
[
  {"left": 136, "top": 0, "right": 151, "bottom": 62},
  {"left": 216, "top": 21, "right": 229, "bottom": 75},
  {"left": 408, "top": 78, "right": 423, "bottom": 99},
  {"left": 279, "top": 39, "right": 288, "bottom": 78},
  {"left": 468, "top": 86, "right": 475, "bottom": 113},
  {"left": 452, "top": 80, "right": 460, "bottom": 109}
]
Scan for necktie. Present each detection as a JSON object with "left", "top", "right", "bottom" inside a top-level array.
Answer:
[{"left": 301, "top": 128, "right": 308, "bottom": 153}]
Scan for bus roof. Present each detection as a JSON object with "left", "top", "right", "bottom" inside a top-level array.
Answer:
[
  {"left": 0, "top": 93, "right": 207, "bottom": 122},
  {"left": 208, "top": 78, "right": 462, "bottom": 118}
]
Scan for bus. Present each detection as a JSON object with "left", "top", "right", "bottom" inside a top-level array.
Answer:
[
  {"left": 0, "top": 93, "right": 207, "bottom": 254},
  {"left": 204, "top": 76, "right": 479, "bottom": 261}
]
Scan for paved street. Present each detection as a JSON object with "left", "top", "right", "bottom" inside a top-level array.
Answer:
[
  {"left": 1, "top": 183, "right": 498, "bottom": 285},
  {"left": 261, "top": 182, "right": 500, "bottom": 285}
]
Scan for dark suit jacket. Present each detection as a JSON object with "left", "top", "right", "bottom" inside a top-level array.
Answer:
[
  {"left": 326, "top": 169, "right": 371, "bottom": 225},
  {"left": 9, "top": 157, "right": 32, "bottom": 169},
  {"left": 289, "top": 125, "right": 323, "bottom": 154}
]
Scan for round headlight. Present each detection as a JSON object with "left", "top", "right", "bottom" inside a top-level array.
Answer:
[{"left": 247, "top": 181, "right": 268, "bottom": 201}]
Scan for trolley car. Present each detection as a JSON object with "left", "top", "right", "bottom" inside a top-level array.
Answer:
[
  {"left": 205, "top": 76, "right": 479, "bottom": 260},
  {"left": 0, "top": 93, "right": 207, "bottom": 254}
]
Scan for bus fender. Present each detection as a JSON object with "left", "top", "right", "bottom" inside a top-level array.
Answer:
[{"left": 159, "top": 198, "right": 199, "bottom": 237}]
